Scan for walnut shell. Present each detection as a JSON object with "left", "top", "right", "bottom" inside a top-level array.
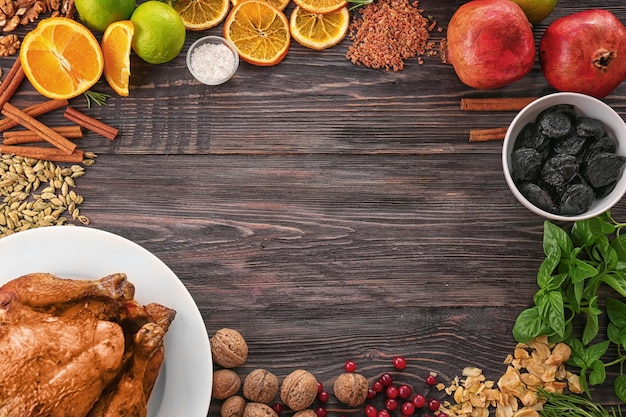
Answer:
[
  {"left": 243, "top": 369, "right": 279, "bottom": 404},
  {"left": 221, "top": 395, "right": 247, "bottom": 417},
  {"left": 280, "top": 369, "right": 318, "bottom": 411},
  {"left": 243, "top": 402, "right": 278, "bottom": 417},
  {"left": 333, "top": 373, "right": 369, "bottom": 407},
  {"left": 293, "top": 410, "right": 317, "bottom": 417},
  {"left": 213, "top": 369, "right": 242, "bottom": 400},
  {"left": 211, "top": 328, "right": 249, "bottom": 368}
]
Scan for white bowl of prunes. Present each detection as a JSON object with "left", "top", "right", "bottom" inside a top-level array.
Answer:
[{"left": 502, "top": 92, "right": 626, "bottom": 221}]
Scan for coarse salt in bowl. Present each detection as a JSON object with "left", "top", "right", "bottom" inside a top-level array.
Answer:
[
  {"left": 186, "top": 36, "right": 239, "bottom": 86},
  {"left": 502, "top": 92, "right": 626, "bottom": 222}
]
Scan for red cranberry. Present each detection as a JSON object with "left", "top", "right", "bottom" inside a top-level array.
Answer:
[
  {"left": 367, "top": 389, "right": 377, "bottom": 400},
  {"left": 385, "top": 398, "right": 398, "bottom": 411},
  {"left": 314, "top": 407, "right": 327, "bottom": 417},
  {"left": 379, "top": 373, "right": 393, "bottom": 387},
  {"left": 344, "top": 360, "right": 357, "bottom": 373},
  {"left": 372, "top": 381, "right": 384, "bottom": 393},
  {"left": 393, "top": 356, "right": 407, "bottom": 370},
  {"left": 271, "top": 403, "right": 283, "bottom": 414},
  {"left": 398, "top": 385, "right": 412, "bottom": 400},
  {"left": 317, "top": 382, "right": 324, "bottom": 394},
  {"left": 401, "top": 402, "right": 416, "bottom": 415},
  {"left": 365, "top": 405, "right": 378, "bottom": 417},
  {"left": 428, "top": 399, "right": 441, "bottom": 412},
  {"left": 425, "top": 375, "right": 437, "bottom": 386},
  {"left": 318, "top": 391, "right": 330, "bottom": 403},
  {"left": 412, "top": 394, "right": 426, "bottom": 408},
  {"left": 386, "top": 386, "right": 399, "bottom": 399},
  {"left": 378, "top": 410, "right": 390, "bottom": 417}
]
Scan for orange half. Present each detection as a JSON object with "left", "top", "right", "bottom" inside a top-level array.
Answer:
[
  {"left": 102, "top": 20, "right": 134, "bottom": 97},
  {"left": 223, "top": 0, "right": 290, "bottom": 66},
  {"left": 20, "top": 17, "right": 104, "bottom": 100},
  {"left": 290, "top": 5, "right": 349, "bottom": 50}
]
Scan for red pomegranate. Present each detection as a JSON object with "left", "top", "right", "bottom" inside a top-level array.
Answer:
[
  {"left": 445, "top": 0, "right": 535, "bottom": 90},
  {"left": 540, "top": 9, "right": 626, "bottom": 98}
]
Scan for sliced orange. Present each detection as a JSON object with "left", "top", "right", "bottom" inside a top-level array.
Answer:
[
  {"left": 223, "top": 0, "right": 290, "bottom": 66},
  {"left": 102, "top": 20, "right": 134, "bottom": 97},
  {"left": 173, "top": 0, "right": 230, "bottom": 30},
  {"left": 231, "top": 0, "right": 290, "bottom": 12},
  {"left": 292, "top": 0, "right": 346, "bottom": 14},
  {"left": 290, "top": 5, "right": 348, "bottom": 50},
  {"left": 20, "top": 17, "right": 104, "bottom": 100}
]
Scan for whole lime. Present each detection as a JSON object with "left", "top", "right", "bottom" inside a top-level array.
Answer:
[
  {"left": 130, "top": 1, "right": 187, "bottom": 64},
  {"left": 75, "top": 0, "right": 136, "bottom": 32},
  {"left": 510, "top": 0, "right": 558, "bottom": 24}
]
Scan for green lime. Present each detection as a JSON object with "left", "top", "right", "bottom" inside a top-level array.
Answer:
[
  {"left": 510, "top": 0, "right": 558, "bottom": 24},
  {"left": 75, "top": 0, "right": 136, "bottom": 32},
  {"left": 130, "top": 1, "right": 186, "bottom": 65}
]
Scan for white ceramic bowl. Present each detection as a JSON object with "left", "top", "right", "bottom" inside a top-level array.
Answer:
[
  {"left": 186, "top": 36, "right": 239, "bottom": 86},
  {"left": 502, "top": 92, "right": 626, "bottom": 221}
]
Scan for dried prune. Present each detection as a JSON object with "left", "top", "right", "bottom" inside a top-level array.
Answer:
[
  {"left": 586, "top": 135, "right": 617, "bottom": 157},
  {"left": 541, "top": 154, "right": 578, "bottom": 187},
  {"left": 583, "top": 152, "right": 625, "bottom": 188},
  {"left": 560, "top": 182, "right": 595, "bottom": 215},
  {"left": 519, "top": 182, "right": 555, "bottom": 213},
  {"left": 537, "top": 104, "right": 575, "bottom": 139},
  {"left": 553, "top": 134, "right": 588, "bottom": 156},
  {"left": 514, "top": 122, "right": 550, "bottom": 152},
  {"left": 576, "top": 116, "right": 605, "bottom": 139},
  {"left": 511, "top": 148, "right": 543, "bottom": 183}
]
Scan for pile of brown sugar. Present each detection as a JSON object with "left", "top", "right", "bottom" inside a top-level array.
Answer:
[{"left": 346, "top": 0, "right": 439, "bottom": 71}]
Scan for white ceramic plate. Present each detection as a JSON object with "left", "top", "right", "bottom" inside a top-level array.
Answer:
[{"left": 0, "top": 226, "right": 212, "bottom": 417}]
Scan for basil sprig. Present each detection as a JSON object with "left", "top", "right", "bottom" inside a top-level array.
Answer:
[{"left": 513, "top": 212, "right": 626, "bottom": 401}]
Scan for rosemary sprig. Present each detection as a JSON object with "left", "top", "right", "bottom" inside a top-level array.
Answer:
[
  {"left": 538, "top": 388, "right": 623, "bottom": 417},
  {"left": 83, "top": 90, "right": 110, "bottom": 108},
  {"left": 346, "top": 0, "right": 373, "bottom": 10}
]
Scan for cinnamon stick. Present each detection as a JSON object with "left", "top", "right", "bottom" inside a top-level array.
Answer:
[
  {"left": 0, "top": 58, "right": 25, "bottom": 108},
  {"left": 0, "top": 99, "right": 69, "bottom": 133},
  {"left": 469, "top": 127, "right": 509, "bottom": 142},
  {"left": 3, "top": 125, "right": 83, "bottom": 145},
  {"left": 461, "top": 97, "right": 537, "bottom": 112},
  {"left": 0, "top": 145, "right": 84, "bottom": 163},
  {"left": 1, "top": 102, "right": 77, "bottom": 155},
  {"left": 64, "top": 106, "right": 118, "bottom": 140}
]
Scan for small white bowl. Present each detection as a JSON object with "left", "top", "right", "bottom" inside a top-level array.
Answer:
[
  {"left": 502, "top": 92, "right": 626, "bottom": 221},
  {"left": 186, "top": 36, "right": 239, "bottom": 86}
]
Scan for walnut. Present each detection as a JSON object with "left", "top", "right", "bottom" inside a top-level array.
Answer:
[
  {"left": 293, "top": 411, "right": 316, "bottom": 417},
  {"left": 280, "top": 370, "right": 318, "bottom": 411},
  {"left": 0, "top": 0, "right": 14, "bottom": 17},
  {"left": 333, "top": 373, "right": 369, "bottom": 407},
  {"left": 213, "top": 369, "right": 242, "bottom": 400},
  {"left": 242, "top": 402, "right": 278, "bottom": 417},
  {"left": 0, "top": 34, "right": 19, "bottom": 56},
  {"left": 243, "top": 369, "right": 279, "bottom": 404},
  {"left": 210, "top": 328, "right": 248, "bottom": 368},
  {"left": 221, "top": 395, "right": 247, "bottom": 417},
  {"left": 19, "top": 2, "right": 45, "bottom": 25},
  {"left": 2, "top": 15, "right": 18, "bottom": 32}
]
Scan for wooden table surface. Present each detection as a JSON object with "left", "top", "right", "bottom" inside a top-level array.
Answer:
[{"left": 3, "top": 0, "right": 626, "bottom": 415}]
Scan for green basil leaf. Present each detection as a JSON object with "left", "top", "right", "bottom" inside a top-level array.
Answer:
[
  {"left": 606, "top": 297, "right": 626, "bottom": 328},
  {"left": 615, "top": 375, "right": 626, "bottom": 403},
  {"left": 611, "top": 234, "right": 626, "bottom": 262},
  {"left": 615, "top": 260, "right": 626, "bottom": 272},
  {"left": 572, "top": 219, "right": 594, "bottom": 247},
  {"left": 544, "top": 221, "right": 572, "bottom": 258},
  {"left": 582, "top": 340, "right": 610, "bottom": 364},
  {"left": 537, "top": 256, "right": 561, "bottom": 289},
  {"left": 607, "top": 322, "right": 621, "bottom": 345},
  {"left": 601, "top": 272, "right": 626, "bottom": 298},
  {"left": 568, "top": 257, "right": 598, "bottom": 284},
  {"left": 582, "top": 309, "right": 599, "bottom": 346},
  {"left": 513, "top": 307, "right": 551, "bottom": 344},
  {"left": 588, "top": 359, "right": 606, "bottom": 385}
]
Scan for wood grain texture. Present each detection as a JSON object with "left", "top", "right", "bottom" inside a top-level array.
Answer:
[{"left": 2, "top": 0, "right": 626, "bottom": 414}]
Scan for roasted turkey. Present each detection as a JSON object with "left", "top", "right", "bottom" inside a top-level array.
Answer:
[{"left": 0, "top": 272, "right": 176, "bottom": 417}]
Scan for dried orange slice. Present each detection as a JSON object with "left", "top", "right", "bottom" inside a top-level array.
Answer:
[
  {"left": 231, "top": 0, "right": 290, "bottom": 12},
  {"left": 290, "top": 5, "right": 349, "bottom": 50},
  {"left": 20, "top": 17, "right": 104, "bottom": 100},
  {"left": 173, "top": 0, "right": 230, "bottom": 30},
  {"left": 101, "top": 20, "right": 134, "bottom": 97},
  {"left": 223, "top": 0, "right": 290, "bottom": 66},
  {"left": 292, "top": 0, "right": 346, "bottom": 14}
]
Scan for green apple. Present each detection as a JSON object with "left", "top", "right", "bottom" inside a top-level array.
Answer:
[{"left": 510, "top": 0, "right": 557, "bottom": 24}]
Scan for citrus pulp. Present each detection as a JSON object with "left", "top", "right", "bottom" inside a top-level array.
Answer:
[
  {"left": 510, "top": 0, "right": 557, "bottom": 24},
  {"left": 102, "top": 20, "right": 134, "bottom": 97},
  {"left": 223, "top": 0, "right": 290, "bottom": 66},
  {"left": 290, "top": 6, "right": 349, "bottom": 50},
  {"left": 74, "top": 0, "right": 136, "bottom": 32},
  {"left": 130, "top": 1, "right": 186, "bottom": 64},
  {"left": 231, "top": 0, "right": 290, "bottom": 12},
  {"left": 173, "top": 0, "right": 230, "bottom": 30},
  {"left": 20, "top": 17, "right": 104, "bottom": 100}
]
